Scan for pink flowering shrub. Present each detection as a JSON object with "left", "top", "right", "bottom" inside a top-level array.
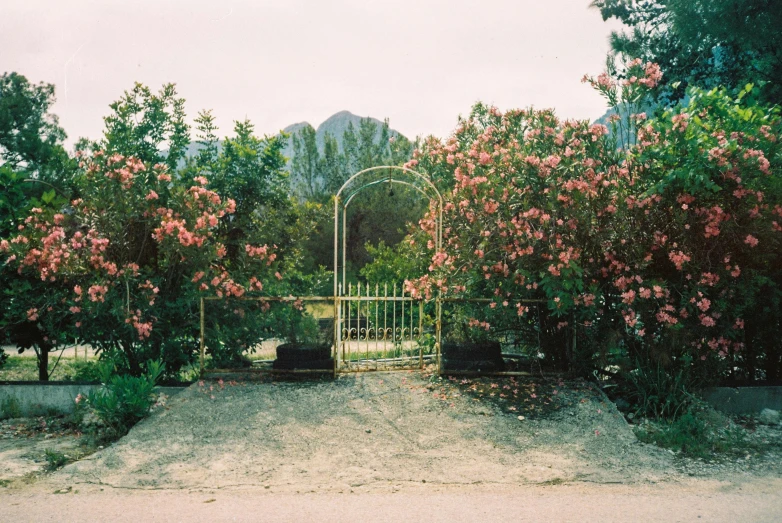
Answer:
[
  {"left": 1, "top": 151, "right": 284, "bottom": 375},
  {"left": 407, "top": 101, "right": 624, "bottom": 365},
  {"left": 407, "top": 61, "right": 782, "bottom": 382},
  {"left": 602, "top": 83, "right": 782, "bottom": 380}
]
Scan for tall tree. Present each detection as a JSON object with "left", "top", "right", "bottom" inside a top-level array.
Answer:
[
  {"left": 0, "top": 72, "right": 74, "bottom": 379},
  {"left": 290, "top": 124, "right": 323, "bottom": 201},
  {"left": 320, "top": 131, "right": 348, "bottom": 195},
  {"left": 593, "top": 0, "right": 782, "bottom": 106}
]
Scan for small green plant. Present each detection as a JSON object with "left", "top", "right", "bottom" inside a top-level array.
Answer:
[
  {"left": 63, "top": 359, "right": 102, "bottom": 382},
  {"left": 622, "top": 356, "right": 698, "bottom": 420},
  {"left": 635, "top": 403, "right": 754, "bottom": 459},
  {"left": 1, "top": 396, "right": 22, "bottom": 419},
  {"left": 0, "top": 348, "right": 8, "bottom": 369},
  {"left": 43, "top": 448, "right": 69, "bottom": 471},
  {"left": 85, "top": 359, "right": 164, "bottom": 439}
]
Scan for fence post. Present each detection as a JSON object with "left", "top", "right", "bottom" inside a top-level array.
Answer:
[
  {"left": 436, "top": 294, "right": 442, "bottom": 375},
  {"left": 419, "top": 300, "right": 424, "bottom": 369},
  {"left": 199, "top": 297, "right": 205, "bottom": 378}
]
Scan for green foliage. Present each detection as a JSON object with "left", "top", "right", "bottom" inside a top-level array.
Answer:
[
  {"left": 635, "top": 404, "right": 751, "bottom": 459},
  {"left": 291, "top": 124, "right": 322, "bottom": 201},
  {"left": 0, "top": 73, "right": 75, "bottom": 381},
  {"left": 2, "top": 81, "right": 321, "bottom": 377},
  {"left": 360, "top": 240, "right": 428, "bottom": 284},
  {"left": 43, "top": 448, "right": 69, "bottom": 471},
  {"left": 62, "top": 359, "right": 103, "bottom": 383},
  {"left": 621, "top": 356, "right": 698, "bottom": 419},
  {"left": 288, "top": 116, "right": 421, "bottom": 275},
  {"left": 1, "top": 396, "right": 22, "bottom": 419},
  {"left": 96, "top": 82, "right": 189, "bottom": 171},
  {"left": 86, "top": 359, "right": 164, "bottom": 438},
  {"left": 0, "top": 72, "right": 71, "bottom": 177},
  {"left": 593, "top": 0, "right": 782, "bottom": 107}
]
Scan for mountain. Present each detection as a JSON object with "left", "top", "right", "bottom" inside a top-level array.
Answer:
[
  {"left": 179, "top": 111, "right": 404, "bottom": 165},
  {"left": 280, "top": 110, "right": 403, "bottom": 161}
]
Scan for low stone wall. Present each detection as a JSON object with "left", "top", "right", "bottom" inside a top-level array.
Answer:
[
  {"left": 0, "top": 382, "right": 186, "bottom": 417},
  {"left": 702, "top": 386, "right": 782, "bottom": 415}
]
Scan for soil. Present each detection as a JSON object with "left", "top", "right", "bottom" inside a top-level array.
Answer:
[
  {"left": 0, "top": 416, "right": 90, "bottom": 486},
  {"left": 15, "top": 369, "right": 778, "bottom": 493},
  {"left": 1, "top": 370, "right": 780, "bottom": 520}
]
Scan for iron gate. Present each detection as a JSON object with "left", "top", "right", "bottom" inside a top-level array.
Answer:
[{"left": 334, "top": 282, "right": 438, "bottom": 372}]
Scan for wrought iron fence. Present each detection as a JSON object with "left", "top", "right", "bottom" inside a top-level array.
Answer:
[{"left": 335, "top": 282, "right": 435, "bottom": 372}]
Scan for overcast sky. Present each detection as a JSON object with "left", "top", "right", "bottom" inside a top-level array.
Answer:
[{"left": 1, "top": 0, "right": 623, "bottom": 146}]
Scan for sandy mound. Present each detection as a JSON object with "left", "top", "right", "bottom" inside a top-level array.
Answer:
[{"left": 51, "top": 371, "right": 678, "bottom": 493}]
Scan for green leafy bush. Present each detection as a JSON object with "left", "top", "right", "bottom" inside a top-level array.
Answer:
[
  {"left": 622, "top": 357, "right": 698, "bottom": 419},
  {"left": 635, "top": 404, "right": 750, "bottom": 459},
  {"left": 85, "top": 359, "right": 164, "bottom": 438}
]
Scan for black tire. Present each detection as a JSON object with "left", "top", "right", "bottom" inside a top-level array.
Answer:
[
  {"left": 441, "top": 357, "right": 505, "bottom": 373},
  {"left": 276, "top": 344, "right": 331, "bottom": 362},
  {"left": 441, "top": 341, "right": 502, "bottom": 361},
  {"left": 273, "top": 358, "right": 334, "bottom": 370}
]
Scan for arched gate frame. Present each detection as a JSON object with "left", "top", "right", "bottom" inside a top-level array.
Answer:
[{"left": 333, "top": 166, "right": 443, "bottom": 373}]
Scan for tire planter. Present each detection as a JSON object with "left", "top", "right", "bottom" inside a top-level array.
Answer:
[
  {"left": 275, "top": 343, "right": 331, "bottom": 363},
  {"left": 274, "top": 343, "right": 333, "bottom": 370},
  {"left": 272, "top": 358, "right": 334, "bottom": 370},
  {"left": 441, "top": 341, "right": 502, "bottom": 360},
  {"left": 441, "top": 358, "right": 505, "bottom": 373},
  {"left": 440, "top": 341, "right": 505, "bottom": 372}
]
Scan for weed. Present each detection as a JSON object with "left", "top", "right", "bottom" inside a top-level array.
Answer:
[
  {"left": 62, "top": 359, "right": 102, "bottom": 382},
  {"left": 1, "top": 396, "right": 22, "bottom": 419},
  {"left": 622, "top": 356, "right": 699, "bottom": 419},
  {"left": 43, "top": 448, "right": 69, "bottom": 471},
  {"left": 634, "top": 403, "right": 757, "bottom": 459}
]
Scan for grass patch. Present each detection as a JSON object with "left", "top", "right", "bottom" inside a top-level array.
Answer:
[
  {"left": 44, "top": 448, "right": 70, "bottom": 471},
  {"left": 0, "top": 355, "right": 100, "bottom": 382},
  {"left": 1, "top": 396, "right": 22, "bottom": 419},
  {"left": 634, "top": 404, "right": 757, "bottom": 460}
]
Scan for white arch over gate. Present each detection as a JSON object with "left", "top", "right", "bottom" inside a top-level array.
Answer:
[{"left": 333, "top": 166, "right": 442, "bottom": 296}]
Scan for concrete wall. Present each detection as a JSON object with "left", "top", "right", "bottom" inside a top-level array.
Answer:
[
  {"left": 702, "top": 387, "right": 782, "bottom": 415},
  {"left": 0, "top": 383, "right": 185, "bottom": 417}
]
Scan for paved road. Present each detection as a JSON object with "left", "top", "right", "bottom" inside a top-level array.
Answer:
[{"left": 3, "top": 480, "right": 781, "bottom": 522}]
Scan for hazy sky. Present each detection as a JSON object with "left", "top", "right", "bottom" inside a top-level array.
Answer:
[{"left": 1, "top": 0, "right": 623, "bottom": 146}]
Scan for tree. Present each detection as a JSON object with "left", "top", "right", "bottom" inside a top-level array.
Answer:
[
  {"left": 592, "top": 0, "right": 782, "bottom": 106},
  {"left": 0, "top": 72, "right": 69, "bottom": 176},
  {"left": 1, "top": 82, "right": 318, "bottom": 377},
  {"left": 320, "top": 131, "right": 348, "bottom": 196},
  {"left": 0, "top": 72, "right": 75, "bottom": 379},
  {"left": 96, "top": 83, "right": 190, "bottom": 171},
  {"left": 338, "top": 118, "right": 420, "bottom": 272},
  {"left": 289, "top": 116, "right": 419, "bottom": 277},
  {"left": 290, "top": 124, "right": 323, "bottom": 201}
]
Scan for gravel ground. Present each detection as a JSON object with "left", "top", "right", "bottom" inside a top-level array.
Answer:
[
  {"left": 4, "top": 370, "right": 780, "bottom": 521},
  {"left": 37, "top": 370, "right": 686, "bottom": 493}
]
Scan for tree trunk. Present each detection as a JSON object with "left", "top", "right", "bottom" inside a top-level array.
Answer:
[
  {"left": 37, "top": 344, "right": 49, "bottom": 381},
  {"left": 122, "top": 340, "right": 142, "bottom": 376}
]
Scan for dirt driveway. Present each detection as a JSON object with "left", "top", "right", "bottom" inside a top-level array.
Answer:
[{"left": 2, "top": 371, "right": 781, "bottom": 521}]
